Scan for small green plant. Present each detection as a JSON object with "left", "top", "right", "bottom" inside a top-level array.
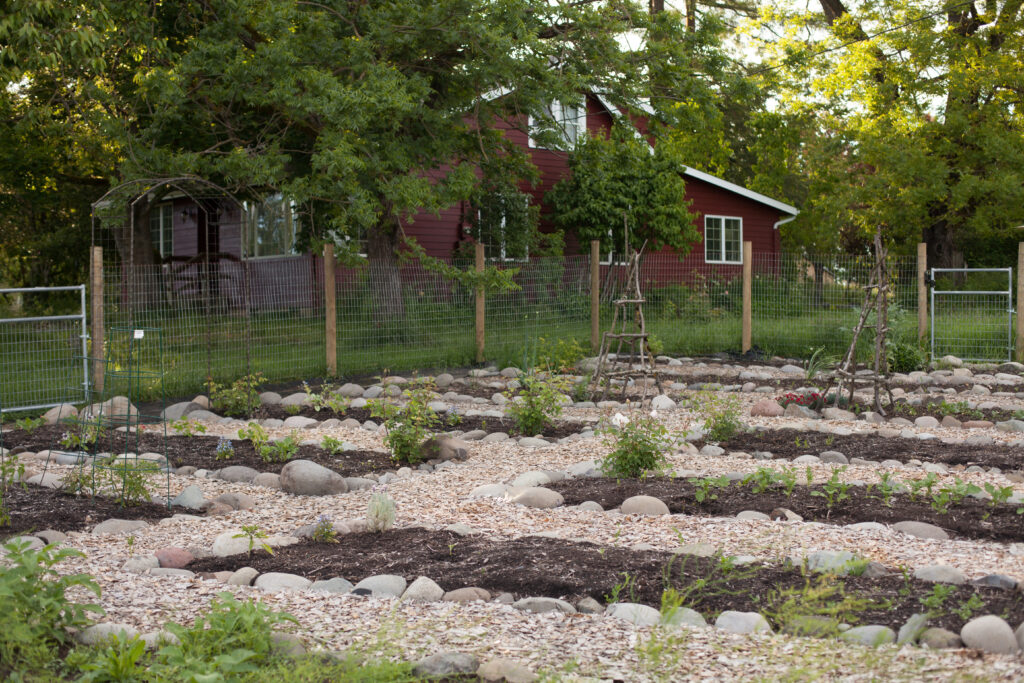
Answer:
[
  {"left": 238, "top": 422, "right": 270, "bottom": 454},
  {"left": 214, "top": 437, "right": 235, "bottom": 461},
  {"left": 688, "top": 391, "right": 743, "bottom": 442},
  {"left": 777, "top": 466, "right": 798, "bottom": 497},
  {"left": 58, "top": 417, "right": 105, "bottom": 451},
  {"left": 0, "top": 450, "right": 26, "bottom": 526},
  {"left": 233, "top": 524, "right": 274, "bottom": 559},
  {"left": 311, "top": 515, "right": 338, "bottom": 543},
  {"left": 919, "top": 583, "right": 956, "bottom": 616},
  {"left": 366, "top": 488, "right": 396, "bottom": 532},
  {"left": 930, "top": 478, "right": 981, "bottom": 515},
  {"left": 208, "top": 372, "right": 264, "bottom": 417},
  {"left": 370, "top": 381, "right": 440, "bottom": 464},
  {"left": 810, "top": 466, "right": 851, "bottom": 514},
  {"left": 14, "top": 416, "right": 44, "bottom": 434},
  {"left": 906, "top": 472, "right": 939, "bottom": 502},
  {"left": 983, "top": 482, "right": 1014, "bottom": 520},
  {"left": 793, "top": 435, "right": 810, "bottom": 449},
  {"left": 742, "top": 467, "right": 780, "bottom": 494},
  {"left": 0, "top": 539, "right": 103, "bottom": 679},
  {"left": 804, "top": 346, "right": 834, "bottom": 381},
  {"left": 661, "top": 547, "right": 757, "bottom": 611},
  {"left": 954, "top": 593, "right": 986, "bottom": 621},
  {"left": 303, "top": 381, "right": 349, "bottom": 414},
  {"left": 283, "top": 404, "right": 301, "bottom": 416},
  {"left": 605, "top": 572, "right": 638, "bottom": 605},
  {"left": 875, "top": 472, "right": 899, "bottom": 507},
  {"left": 886, "top": 339, "right": 927, "bottom": 373},
  {"left": 760, "top": 572, "right": 882, "bottom": 637},
  {"left": 321, "top": 435, "right": 347, "bottom": 455},
  {"left": 534, "top": 336, "right": 586, "bottom": 373},
  {"left": 598, "top": 411, "right": 670, "bottom": 478},
  {"left": 62, "top": 456, "right": 159, "bottom": 507},
  {"left": 73, "top": 633, "right": 149, "bottom": 682},
  {"left": 504, "top": 373, "right": 567, "bottom": 436},
  {"left": 690, "top": 475, "right": 730, "bottom": 504},
  {"left": 260, "top": 432, "right": 300, "bottom": 463},
  {"left": 171, "top": 417, "right": 207, "bottom": 437},
  {"left": 126, "top": 535, "right": 135, "bottom": 556}
]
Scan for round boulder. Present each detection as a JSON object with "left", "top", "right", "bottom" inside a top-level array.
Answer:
[
  {"left": 279, "top": 459, "right": 348, "bottom": 496},
  {"left": 620, "top": 495, "right": 670, "bottom": 516},
  {"left": 509, "top": 487, "right": 563, "bottom": 509}
]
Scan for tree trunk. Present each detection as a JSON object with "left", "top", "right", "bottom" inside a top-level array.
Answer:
[
  {"left": 367, "top": 221, "right": 406, "bottom": 329},
  {"left": 923, "top": 219, "right": 964, "bottom": 271}
]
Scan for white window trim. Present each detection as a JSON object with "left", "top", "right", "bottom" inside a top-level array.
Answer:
[
  {"left": 703, "top": 215, "right": 743, "bottom": 265},
  {"left": 150, "top": 203, "right": 174, "bottom": 259},
  {"left": 476, "top": 207, "right": 530, "bottom": 263},
  {"left": 528, "top": 98, "right": 587, "bottom": 150}
]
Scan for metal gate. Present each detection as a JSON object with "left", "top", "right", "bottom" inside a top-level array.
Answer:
[
  {"left": 930, "top": 268, "right": 1013, "bottom": 362},
  {"left": 0, "top": 285, "right": 89, "bottom": 414}
]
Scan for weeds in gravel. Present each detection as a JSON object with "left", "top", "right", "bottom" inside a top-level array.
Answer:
[
  {"left": 599, "top": 411, "right": 670, "bottom": 478},
  {"left": 919, "top": 584, "right": 955, "bottom": 616},
  {"left": 209, "top": 372, "right": 264, "bottom": 417},
  {"left": 803, "top": 346, "right": 834, "bottom": 381},
  {"left": 743, "top": 467, "right": 781, "bottom": 494},
  {"left": 371, "top": 381, "right": 440, "bottom": 464},
  {"left": 870, "top": 472, "right": 899, "bottom": 507},
  {"left": 688, "top": 391, "right": 744, "bottom": 442},
  {"left": 171, "top": 418, "right": 207, "bottom": 437},
  {"left": 777, "top": 466, "right": 798, "bottom": 497},
  {"left": 906, "top": 472, "right": 939, "bottom": 502},
  {"left": 504, "top": 373, "right": 567, "bottom": 436},
  {"left": 303, "top": 382, "right": 350, "bottom": 414}
]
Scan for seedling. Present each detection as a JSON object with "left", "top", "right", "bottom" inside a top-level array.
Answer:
[
  {"left": 233, "top": 524, "right": 274, "bottom": 558},
  {"left": 171, "top": 418, "right": 207, "bottom": 437},
  {"left": 810, "top": 466, "right": 850, "bottom": 515},
  {"left": 983, "top": 482, "right": 1014, "bottom": 520},
  {"left": 690, "top": 475, "right": 730, "bottom": 504}
]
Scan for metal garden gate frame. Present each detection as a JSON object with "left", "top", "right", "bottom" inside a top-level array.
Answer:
[
  {"left": 0, "top": 285, "right": 89, "bottom": 413},
  {"left": 930, "top": 267, "right": 1013, "bottom": 362}
]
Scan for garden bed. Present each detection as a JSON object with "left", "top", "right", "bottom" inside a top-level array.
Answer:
[
  {"left": 545, "top": 477, "right": 1024, "bottom": 543},
  {"left": 707, "top": 428, "right": 1024, "bottom": 470},
  {"left": 1, "top": 484, "right": 182, "bottom": 537},
  {"left": 186, "top": 527, "right": 1024, "bottom": 635}
]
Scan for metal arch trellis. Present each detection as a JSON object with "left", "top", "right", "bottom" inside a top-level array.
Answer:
[{"left": 91, "top": 177, "right": 258, "bottom": 405}]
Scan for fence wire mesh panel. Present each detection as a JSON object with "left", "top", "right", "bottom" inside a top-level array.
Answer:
[
  {"left": 930, "top": 268, "right": 1012, "bottom": 362},
  {"left": 636, "top": 253, "right": 744, "bottom": 356},
  {"left": 750, "top": 253, "right": 919, "bottom": 360},
  {"left": 0, "top": 286, "right": 88, "bottom": 413},
  {"left": 487, "top": 256, "right": 591, "bottom": 370},
  {"left": 333, "top": 259, "right": 475, "bottom": 376}
]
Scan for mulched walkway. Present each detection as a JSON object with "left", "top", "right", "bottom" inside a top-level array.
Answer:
[
  {"left": 706, "top": 428, "right": 1024, "bottom": 471},
  {"left": 187, "top": 527, "right": 1024, "bottom": 635},
  {"left": 1, "top": 484, "right": 182, "bottom": 538},
  {"left": 672, "top": 372, "right": 1020, "bottom": 395},
  {"left": 546, "top": 477, "right": 1024, "bottom": 543}
]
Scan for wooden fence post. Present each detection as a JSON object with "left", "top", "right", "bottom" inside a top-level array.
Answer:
[
  {"left": 323, "top": 243, "right": 337, "bottom": 376},
  {"left": 1017, "top": 243, "right": 1024, "bottom": 362},
  {"left": 475, "top": 242, "right": 485, "bottom": 363},
  {"left": 918, "top": 242, "right": 928, "bottom": 342},
  {"left": 741, "top": 241, "right": 752, "bottom": 353},
  {"left": 90, "top": 246, "right": 104, "bottom": 394},
  {"left": 590, "top": 240, "right": 600, "bottom": 352}
]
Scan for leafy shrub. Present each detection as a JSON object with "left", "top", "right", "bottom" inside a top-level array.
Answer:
[
  {"left": 209, "top": 373, "right": 264, "bottom": 417},
  {"left": 0, "top": 540, "right": 102, "bottom": 679},
  {"left": 688, "top": 391, "right": 743, "bottom": 442},
  {"left": 303, "top": 382, "right": 348, "bottom": 414},
  {"left": 370, "top": 382, "right": 440, "bottom": 464},
  {"left": 887, "top": 339, "right": 927, "bottom": 373},
  {"left": 599, "top": 412, "right": 670, "bottom": 478},
  {"left": 238, "top": 422, "right": 270, "bottom": 454},
  {"left": 260, "top": 432, "right": 299, "bottom": 463},
  {"left": 0, "top": 450, "right": 25, "bottom": 526},
  {"left": 366, "top": 489, "right": 396, "bottom": 532},
  {"left": 504, "top": 373, "right": 566, "bottom": 435},
  {"left": 62, "top": 456, "right": 160, "bottom": 507},
  {"left": 535, "top": 336, "right": 586, "bottom": 373}
]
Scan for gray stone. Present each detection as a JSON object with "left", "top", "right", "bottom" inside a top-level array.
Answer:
[
  {"left": 518, "top": 437, "right": 551, "bottom": 448},
  {"left": 227, "top": 567, "right": 259, "bottom": 586},
  {"left": 434, "top": 373, "right": 454, "bottom": 387},
  {"left": 26, "top": 472, "right": 63, "bottom": 488},
  {"left": 362, "top": 386, "right": 384, "bottom": 399},
  {"left": 122, "top": 556, "right": 159, "bottom": 573},
  {"left": 793, "top": 454, "right": 821, "bottom": 465},
  {"left": 35, "top": 529, "right": 67, "bottom": 545},
  {"left": 140, "top": 630, "right": 180, "bottom": 650},
  {"left": 575, "top": 596, "right": 604, "bottom": 614},
  {"left": 893, "top": 520, "right": 949, "bottom": 541},
  {"left": 805, "top": 550, "right": 861, "bottom": 575},
  {"left": 253, "top": 472, "right": 282, "bottom": 489},
  {"left": 578, "top": 500, "right": 604, "bottom": 512},
  {"left": 41, "top": 403, "right": 78, "bottom": 424},
  {"left": 282, "top": 415, "right": 318, "bottom": 430},
  {"left": 509, "top": 487, "right": 563, "bottom": 509},
  {"left": 784, "top": 403, "right": 820, "bottom": 419},
  {"left": 442, "top": 587, "right": 491, "bottom": 603},
  {"left": 150, "top": 568, "right": 195, "bottom": 578},
  {"left": 822, "top": 408, "right": 857, "bottom": 421},
  {"left": 92, "top": 519, "right": 149, "bottom": 535},
  {"left": 279, "top": 392, "right": 308, "bottom": 407},
  {"left": 651, "top": 395, "right": 676, "bottom": 410},
  {"left": 606, "top": 602, "right": 661, "bottom": 626},
  {"left": 254, "top": 572, "right": 312, "bottom": 592},
  {"left": 402, "top": 576, "right": 445, "bottom": 602},
  {"left": 620, "top": 495, "right": 669, "bottom": 516},
  {"left": 217, "top": 465, "right": 260, "bottom": 483},
  {"left": 847, "top": 521, "right": 887, "bottom": 533},
  {"left": 996, "top": 419, "right": 1024, "bottom": 433},
  {"left": 960, "top": 615, "right": 1019, "bottom": 654},
  {"left": 163, "top": 401, "right": 204, "bottom": 422},
  {"left": 461, "top": 429, "right": 487, "bottom": 441},
  {"left": 663, "top": 607, "right": 707, "bottom": 628},
  {"left": 353, "top": 574, "right": 407, "bottom": 598},
  {"left": 482, "top": 432, "right": 510, "bottom": 443},
  {"left": 269, "top": 632, "right": 306, "bottom": 657},
  {"left": 513, "top": 597, "right": 576, "bottom": 614},
  {"left": 700, "top": 445, "right": 725, "bottom": 457},
  {"left": 914, "top": 565, "right": 966, "bottom": 585},
  {"left": 714, "top": 611, "right": 772, "bottom": 634},
  {"left": 413, "top": 652, "right": 480, "bottom": 678},
  {"left": 919, "top": 627, "right": 963, "bottom": 649},
  {"left": 259, "top": 391, "right": 282, "bottom": 405},
  {"left": 77, "top": 623, "right": 140, "bottom": 645},
  {"left": 468, "top": 483, "right": 508, "bottom": 499},
  {"left": 280, "top": 459, "right": 348, "bottom": 496},
  {"left": 511, "top": 471, "right": 553, "bottom": 488},
  {"left": 477, "top": 658, "right": 537, "bottom": 683},
  {"left": 897, "top": 613, "right": 929, "bottom": 645},
  {"left": 750, "top": 400, "right": 784, "bottom": 417},
  {"left": 337, "top": 383, "right": 365, "bottom": 397},
  {"left": 972, "top": 574, "right": 1019, "bottom": 591},
  {"left": 839, "top": 625, "right": 897, "bottom": 647},
  {"left": 736, "top": 510, "right": 771, "bottom": 521},
  {"left": 819, "top": 450, "right": 849, "bottom": 464},
  {"left": 914, "top": 416, "right": 940, "bottom": 429}
]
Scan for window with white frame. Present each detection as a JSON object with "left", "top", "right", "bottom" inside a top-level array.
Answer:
[
  {"left": 474, "top": 190, "right": 531, "bottom": 261},
  {"left": 704, "top": 216, "right": 742, "bottom": 264},
  {"left": 528, "top": 99, "right": 586, "bottom": 150},
  {"left": 244, "top": 193, "right": 297, "bottom": 258},
  {"left": 149, "top": 203, "right": 174, "bottom": 259}
]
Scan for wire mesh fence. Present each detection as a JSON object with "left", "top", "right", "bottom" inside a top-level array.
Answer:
[
  {"left": 930, "top": 269, "right": 1013, "bottom": 362},
  {"left": 0, "top": 287, "right": 89, "bottom": 413},
  {"left": 5, "top": 248, "right": 1020, "bottom": 412}
]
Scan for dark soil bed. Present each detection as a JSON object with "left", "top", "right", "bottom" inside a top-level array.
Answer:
[
  {"left": 705, "top": 428, "right": 1024, "bottom": 471},
  {"left": 547, "top": 477, "right": 1024, "bottom": 543},
  {"left": 1, "top": 484, "right": 182, "bottom": 538},
  {"left": 187, "top": 527, "right": 1024, "bottom": 635}
]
